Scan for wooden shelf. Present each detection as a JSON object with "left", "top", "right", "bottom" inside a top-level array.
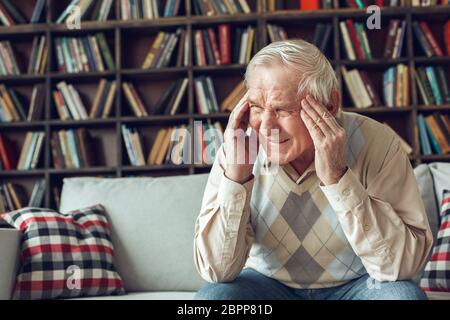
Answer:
[
  {"left": 49, "top": 71, "right": 116, "bottom": 80},
  {"left": 122, "top": 164, "right": 191, "bottom": 172},
  {"left": 342, "top": 107, "right": 414, "bottom": 114},
  {"left": 0, "top": 169, "right": 46, "bottom": 177},
  {"left": 417, "top": 105, "right": 450, "bottom": 112},
  {"left": 48, "top": 167, "right": 117, "bottom": 175},
  {"left": 340, "top": 58, "right": 410, "bottom": 67},
  {"left": 0, "top": 0, "right": 449, "bottom": 210},
  {"left": 419, "top": 155, "right": 450, "bottom": 162}
]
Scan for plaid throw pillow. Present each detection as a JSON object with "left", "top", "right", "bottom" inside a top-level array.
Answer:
[
  {"left": 420, "top": 190, "right": 450, "bottom": 293},
  {"left": 0, "top": 204, "right": 125, "bottom": 300}
]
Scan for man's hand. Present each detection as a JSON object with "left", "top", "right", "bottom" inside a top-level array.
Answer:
[
  {"left": 223, "top": 92, "right": 258, "bottom": 184},
  {"left": 300, "top": 95, "right": 348, "bottom": 186}
]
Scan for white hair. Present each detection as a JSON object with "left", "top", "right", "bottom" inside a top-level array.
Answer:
[{"left": 245, "top": 39, "right": 339, "bottom": 106}]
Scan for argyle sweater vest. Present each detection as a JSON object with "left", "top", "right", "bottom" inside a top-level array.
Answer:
[{"left": 244, "top": 112, "right": 370, "bottom": 289}]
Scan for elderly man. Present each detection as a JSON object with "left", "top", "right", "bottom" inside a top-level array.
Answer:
[{"left": 193, "top": 39, "right": 432, "bottom": 300}]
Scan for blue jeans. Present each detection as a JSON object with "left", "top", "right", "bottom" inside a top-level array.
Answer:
[{"left": 195, "top": 268, "right": 427, "bottom": 300}]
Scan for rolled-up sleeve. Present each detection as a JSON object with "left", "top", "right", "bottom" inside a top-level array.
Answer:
[
  {"left": 320, "top": 139, "right": 433, "bottom": 282},
  {"left": 194, "top": 145, "right": 255, "bottom": 283}
]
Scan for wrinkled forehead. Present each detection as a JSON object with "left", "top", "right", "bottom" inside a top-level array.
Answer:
[{"left": 246, "top": 65, "right": 301, "bottom": 103}]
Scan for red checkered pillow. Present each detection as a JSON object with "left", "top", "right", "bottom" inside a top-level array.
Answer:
[
  {"left": 0, "top": 204, "right": 125, "bottom": 300},
  {"left": 420, "top": 190, "right": 450, "bottom": 293}
]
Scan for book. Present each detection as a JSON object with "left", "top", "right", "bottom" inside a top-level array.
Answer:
[
  {"left": 0, "top": 0, "right": 26, "bottom": 24},
  {"left": 31, "top": 0, "right": 45, "bottom": 23},
  {"left": 0, "top": 40, "right": 21, "bottom": 75},
  {"left": 192, "top": 0, "right": 251, "bottom": 15},
  {"left": 17, "top": 131, "right": 45, "bottom": 170},
  {"left": 300, "top": 0, "right": 320, "bottom": 10},
  {"left": 167, "top": 78, "right": 189, "bottom": 115},
  {"left": 147, "top": 128, "right": 168, "bottom": 165},
  {"left": 122, "top": 82, "right": 148, "bottom": 117},
  {"left": 52, "top": 128, "right": 96, "bottom": 168},
  {"left": 0, "top": 133, "right": 18, "bottom": 170},
  {"left": 54, "top": 33, "right": 112, "bottom": 73}
]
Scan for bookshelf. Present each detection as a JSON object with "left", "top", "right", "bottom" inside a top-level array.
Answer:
[{"left": 0, "top": 0, "right": 449, "bottom": 210}]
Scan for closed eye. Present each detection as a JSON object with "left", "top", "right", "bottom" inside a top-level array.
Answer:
[{"left": 250, "top": 105, "right": 264, "bottom": 111}]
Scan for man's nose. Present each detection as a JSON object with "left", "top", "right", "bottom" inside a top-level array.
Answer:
[{"left": 259, "top": 111, "right": 280, "bottom": 131}]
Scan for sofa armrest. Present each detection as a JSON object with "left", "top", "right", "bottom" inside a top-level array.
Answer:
[{"left": 0, "top": 228, "right": 20, "bottom": 300}]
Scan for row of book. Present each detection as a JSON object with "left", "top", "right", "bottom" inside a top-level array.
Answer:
[
  {"left": 1, "top": 23, "right": 448, "bottom": 76},
  {"left": 0, "top": 40, "right": 20, "bottom": 76},
  {"left": 342, "top": 66, "right": 382, "bottom": 108},
  {"left": 123, "top": 78, "right": 189, "bottom": 117},
  {"left": 0, "top": 180, "right": 46, "bottom": 213},
  {"left": 344, "top": 0, "right": 408, "bottom": 7},
  {"left": 342, "top": 19, "right": 449, "bottom": 61},
  {"left": 342, "top": 64, "right": 411, "bottom": 108},
  {"left": 18, "top": 131, "right": 45, "bottom": 170},
  {"left": 192, "top": 0, "right": 251, "bottom": 15},
  {"left": 28, "top": 36, "right": 48, "bottom": 75},
  {"left": 89, "top": 79, "right": 117, "bottom": 119},
  {"left": 384, "top": 20, "right": 407, "bottom": 59},
  {"left": 194, "top": 25, "right": 255, "bottom": 66},
  {"left": 0, "top": 0, "right": 44, "bottom": 26},
  {"left": 57, "top": 0, "right": 114, "bottom": 23},
  {"left": 142, "top": 28, "right": 188, "bottom": 69},
  {"left": 384, "top": 64, "right": 410, "bottom": 108},
  {"left": 340, "top": 19, "right": 372, "bottom": 61},
  {"left": 266, "top": 23, "right": 333, "bottom": 54},
  {"left": 2, "top": 69, "right": 448, "bottom": 122},
  {"left": 413, "top": 21, "right": 450, "bottom": 57},
  {"left": 412, "top": 0, "right": 450, "bottom": 6},
  {"left": 194, "top": 26, "right": 229, "bottom": 66},
  {"left": 120, "top": 0, "right": 182, "bottom": 20},
  {"left": 122, "top": 121, "right": 224, "bottom": 166},
  {"left": 2, "top": 76, "right": 206, "bottom": 122},
  {"left": 0, "top": 84, "right": 45, "bottom": 122},
  {"left": 1, "top": 0, "right": 448, "bottom": 29},
  {"left": 3, "top": 131, "right": 46, "bottom": 171},
  {"left": 53, "top": 79, "right": 116, "bottom": 121},
  {"left": 54, "top": 33, "right": 115, "bottom": 74},
  {"left": 195, "top": 76, "right": 220, "bottom": 114},
  {"left": 418, "top": 112, "right": 450, "bottom": 155},
  {"left": 415, "top": 66, "right": 450, "bottom": 106},
  {"left": 267, "top": 0, "right": 334, "bottom": 10},
  {"left": 51, "top": 128, "right": 96, "bottom": 169},
  {"left": 151, "top": 78, "right": 189, "bottom": 115},
  {"left": 266, "top": 0, "right": 410, "bottom": 11}
]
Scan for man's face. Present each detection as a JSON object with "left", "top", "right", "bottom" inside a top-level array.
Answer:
[{"left": 247, "top": 65, "right": 314, "bottom": 165}]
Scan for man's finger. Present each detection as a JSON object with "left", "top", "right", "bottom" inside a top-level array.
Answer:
[
  {"left": 301, "top": 98, "right": 331, "bottom": 137},
  {"left": 229, "top": 93, "right": 249, "bottom": 130},
  {"left": 300, "top": 109, "right": 324, "bottom": 142},
  {"left": 305, "top": 95, "right": 341, "bottom": 131}
]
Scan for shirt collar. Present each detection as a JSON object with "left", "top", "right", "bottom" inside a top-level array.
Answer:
[{"left": 282, "top": 160, "right": 316, "bottom": 185}]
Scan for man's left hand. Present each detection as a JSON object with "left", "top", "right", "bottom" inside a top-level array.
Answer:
[{"left": 300, "top": 95, "right": 348, "bottom": 186}]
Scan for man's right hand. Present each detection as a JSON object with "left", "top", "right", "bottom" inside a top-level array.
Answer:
[{"left": 223, "top": 93, "right": 258, "bottom": 184}]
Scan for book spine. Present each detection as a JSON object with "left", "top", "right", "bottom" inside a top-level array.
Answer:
[
  {"left": 419, "top": 21, "right": 444, "bottom": 57},
  {"left": 218, "top": 24, "right": 231, "bottom": 64}
]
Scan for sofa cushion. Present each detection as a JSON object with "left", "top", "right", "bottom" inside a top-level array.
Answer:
[
  {"left": 59, "top": 174, "right": 209, "bottom": 292},
  {"left": 420, "top": 190, "right": 450, "bottom": 295},
  {"left": 429, "top": 163, "right": 450, "bottom": 210},
  {"left": 413, "top": 164, "right": 440, "bottom": 240},
  {"left": 0, "top": 204, "right": 125, "bottom": 300},
  {"left": 0, "top": 228, "right": 21, "bottom": 300},
  {"left": 71, "top": 291, "right": 196, "bottom": 300}
]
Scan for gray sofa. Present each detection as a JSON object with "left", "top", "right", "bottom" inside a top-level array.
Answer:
[{"left": 0, "top": 162, "right": 449, "bottom": 300}]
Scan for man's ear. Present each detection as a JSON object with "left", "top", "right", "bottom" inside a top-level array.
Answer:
[{"left": 327, "top": 90, "right": 341, "bottom": 116}]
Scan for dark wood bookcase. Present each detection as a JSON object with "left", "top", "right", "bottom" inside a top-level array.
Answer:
[{"left": 0, "top": 0, "right": 449, "bottom": 210}]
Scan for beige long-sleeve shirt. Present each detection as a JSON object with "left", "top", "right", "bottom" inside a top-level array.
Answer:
[{"left": 194, "top": 110, "right": 433, "bottom": 289}]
